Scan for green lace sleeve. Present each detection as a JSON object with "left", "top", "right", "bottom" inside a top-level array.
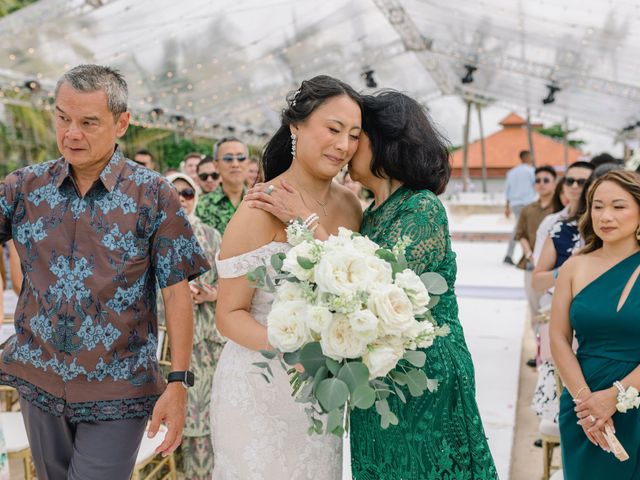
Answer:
[{"left": 384, "top": 190, "right": 449, "bottom": 276}]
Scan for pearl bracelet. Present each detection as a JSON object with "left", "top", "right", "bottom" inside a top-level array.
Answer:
[{"left": 613, "top": 381, "right": 640, "bottom": 413}]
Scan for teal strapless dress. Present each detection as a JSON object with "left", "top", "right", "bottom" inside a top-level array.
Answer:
[{"left": 559, "top": 250, "right": 640, "bottom": 479}]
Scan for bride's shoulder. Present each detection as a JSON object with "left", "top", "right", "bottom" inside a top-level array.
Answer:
[
  {"left": 330, "top": 182, "right": 362, "bottom": 229},
  {"left": 219, "top": 202, "right": 281, "bottom": 259}
]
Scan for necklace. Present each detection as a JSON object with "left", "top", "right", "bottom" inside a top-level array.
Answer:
[{"left": 288, "top": 178, "right": 329, "bottom": 216}]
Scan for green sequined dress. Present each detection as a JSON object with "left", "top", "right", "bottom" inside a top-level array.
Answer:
[{"left": 350, "top": 186, "right": 497, "bottom": 480}]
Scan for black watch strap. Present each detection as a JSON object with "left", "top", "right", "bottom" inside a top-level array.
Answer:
[{"left": 167, "top": 370, "right": 195, "bottom": 387}]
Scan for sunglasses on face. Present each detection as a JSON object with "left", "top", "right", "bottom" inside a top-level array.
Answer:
[
  {"left": 198, "top": 172, "right": 220, "bottom": 181},
  {"left": 220, "top": 154, "right": 247, "bottom": 163},
  {"left": 535, "top": 177, "right": 553, "bottom": 184},
  {"left": 563, "top": 177, "right": 587, "bottom": 187},
  {"left": 177, "top": 188, "right": 195, "bottom": 200}
]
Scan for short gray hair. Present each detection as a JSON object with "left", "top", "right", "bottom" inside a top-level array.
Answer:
[{"left": 55, "top": 64, "right": 128, "bottom": 118}]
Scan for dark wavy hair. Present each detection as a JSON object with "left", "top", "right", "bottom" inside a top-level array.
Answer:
[
  {"left": 262, "top": 75, "right": 362, "bottom": 181},
  {"left": 579, "top": 170, "right": 640, "bottom": 254},
  {"left": 362, "top": 90, "right": 451, "bottom": 194}
]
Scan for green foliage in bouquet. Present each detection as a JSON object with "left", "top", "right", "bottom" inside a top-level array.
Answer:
[{"left": 249, "top": 228, "right": 450, "bottom": 436}]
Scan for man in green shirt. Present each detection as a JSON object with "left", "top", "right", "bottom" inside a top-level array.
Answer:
[{"left": 195, "top": 136, "right": 248, "bottom": 234}]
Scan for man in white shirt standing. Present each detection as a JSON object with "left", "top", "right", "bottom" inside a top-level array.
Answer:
[{"left": 504, "top": 150, "right": 536, "bottom": 264}]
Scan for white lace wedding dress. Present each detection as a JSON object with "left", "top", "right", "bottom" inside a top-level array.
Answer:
[{"left": 210, "top": 241, "right": 342, "bottom": 480}]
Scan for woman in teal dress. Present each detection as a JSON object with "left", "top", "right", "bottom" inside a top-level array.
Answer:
[
  {"left": 347, "top": 91, "right": 497, "bottom": 479},
  {"left": 550, "top": 170, "right": 640, "bottom": 479}
]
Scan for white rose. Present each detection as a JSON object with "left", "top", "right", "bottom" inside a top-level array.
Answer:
[
  {"left": 366, "top": 256, "right": 393, "bottom": 288},
  {"left": 362, "top": 344, "right": 404, "bottom": 379},
  {"left": 320, "top": 313, "right": 368, "bottom": 360},
  {"left": 276, "top": 281, "right": 305, "bottom": 302},
  {"left": 368, "top": 284, "right": 416, "bottom": 335},
  {"left": 315, "top": 250, "right": 370, "bottom": 296},
  {"left": 306, "top": 305, "right": 333, "bottom": 335},
  {"left": 348, "top": 310, "right": 379, "bottom": 344},
  {"left": 351, "top": 235, "right": 379, "bottom": 255},
  {"left": 395, "top": 269, "right": 430, "bottom": 315},
  {"left": 267, "top": 300, "right": 310, "bottom": 352},
  {"left": 281, "top": 241, "right": 317, "bottom": 282}
]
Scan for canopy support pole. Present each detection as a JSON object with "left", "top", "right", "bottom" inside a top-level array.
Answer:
[
  {"left": 476, "top": 103, "right": 488, "bottom": 193},
  {"left": 462, "top": 100, "right": 472, "bottom": 192},
  {"left": 563, "top": 116, "right": 569, "bottom": 169},
  {"left": 525, "top": 108, "right": 536, "bottom": 167}
]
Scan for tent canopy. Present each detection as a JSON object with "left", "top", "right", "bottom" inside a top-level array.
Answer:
[{"left": 0, "top": 0, "right": 638, "bottom": 141}]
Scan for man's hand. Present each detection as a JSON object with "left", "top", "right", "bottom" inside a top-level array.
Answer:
[{"left": 148, "top": 383, "right": 187, "bottom": 457}]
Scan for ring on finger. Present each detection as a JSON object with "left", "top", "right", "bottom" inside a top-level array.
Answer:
[
  {"left": 588, "top": 415, "right": 597, "bottom": 423},
  {"left": 265, "top": 185, "right": 275, "bottom": 195}
]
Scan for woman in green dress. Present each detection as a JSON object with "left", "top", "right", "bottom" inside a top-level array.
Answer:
[
  {"left": 347, "top": 91, "right": 497, "bottom": 479},
  {"left": 550, "top": 170, "right": 640, "bottom": 479},
  {"left": 163, "top": 173, "right": 226, "bottom": 479}
]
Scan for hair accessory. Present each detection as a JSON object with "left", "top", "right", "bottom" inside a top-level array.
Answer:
[{"left": 291, "top": 88, "right": 301, "bottom": 106}]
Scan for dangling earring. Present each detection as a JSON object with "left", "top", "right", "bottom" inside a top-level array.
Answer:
[
  {"left": 290, "top": 133, "right": 297, "bottom": 161},
  {"left": 636, "top": 225, "right": 640, "bottom": 241}
]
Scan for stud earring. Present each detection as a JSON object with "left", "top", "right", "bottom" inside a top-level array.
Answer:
[{"left": 291, "top": 133, "right": 297, "bottom": 161}]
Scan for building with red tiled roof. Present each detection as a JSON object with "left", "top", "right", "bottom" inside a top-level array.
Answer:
[{"left": 451, "top": 113, "right": 583, "bottom": 178}]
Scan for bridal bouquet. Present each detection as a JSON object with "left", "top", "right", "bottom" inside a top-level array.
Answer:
[{"left": 248, "top": 221, "right": 449, "bottom": 436}]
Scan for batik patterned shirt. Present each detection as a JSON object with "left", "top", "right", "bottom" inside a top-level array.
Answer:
[
  {"left": 0, "top": 147, "right": 210, "bottom": 422},
  {"left": 195, "top": 184, "right": 245, "bottom": 234}
]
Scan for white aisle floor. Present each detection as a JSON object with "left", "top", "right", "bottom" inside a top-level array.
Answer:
[{"left": 344, "top": 242, "right": 527, "bottom": 480}]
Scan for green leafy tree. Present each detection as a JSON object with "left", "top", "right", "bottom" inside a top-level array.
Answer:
[{"left": 536, "top": 124, "right": 585, "bottom": 149}]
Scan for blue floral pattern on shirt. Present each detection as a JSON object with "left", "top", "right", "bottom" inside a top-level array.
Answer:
[{"left": 0, "top": 148, "right": 210, "bottom": 422}]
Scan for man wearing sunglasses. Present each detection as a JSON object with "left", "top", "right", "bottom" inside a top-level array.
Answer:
[
  {"left": 196, "top": 156, "right": 220, "bottom": 193},
  {"left": 196, "top": 136, "right": 248, "bottom": 234},
  {"left": 133, "top": 149, "right": 156, "bottom": 171}
]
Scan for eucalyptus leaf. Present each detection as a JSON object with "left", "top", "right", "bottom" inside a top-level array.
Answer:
[
  {"left": 258, "top": 372, "right": 270, "bottom": 384},
  {"left": 316, "top": 378, "right": 350, "bottom": 412},
  {"left": 337, "top": 362, "right": 370, "bottom": 394},
  {"left": 375, "top": 399, "right": 390, "bottom": 416},
  {"left": 393, "top": 384, "right": 407, "bottom": 404},
  {"left": 352, "top": 385, "right": 376, "bottom": 409},
  {"left": 387, "top": 411, "right": 399, "bottom": 426},
  {"left": 297, "top": 256, "right": 315, "bottom": 270},
  {"left": 270, "top": 255, "right": 283, "bottom": 271},
  {"left": 403, "top": 350, "right": 426, "bottom": 368},
  {"left": 311, "top": 366, "right": 328, "bottom": 394},
  {"left": 295, "top": 381, "right": 314, "bottom": 403},
  {"left": 427, "top": 295, "right": 440, "bottom": 309},
  {"left": 283, "top": 350, "right": 301, "bottom": 366},
  {"left": 375, "top": 248, "right": 397, "bottom": 263},
  {"left": 259, "top": 349, "right": 279, "bottom": 360},
  {"left": 420, "top": 272, "right": 448, "bottom": 295},
  {"left": 299, "top": 342, "right": 326, "bottom": 376},
  {"left": 406, "top": 368, "right": 429, "bottom": 397},
  {"left": 388, "top": 370, "right": 408, "bottom": 386},
  {"left": 325, "top": 358, "right": 341, "bottom": 376},
  {"left": 327, "top": 408, "right": 344, "bottom": 435}
]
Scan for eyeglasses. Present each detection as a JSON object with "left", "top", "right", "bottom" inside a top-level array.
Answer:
[
  {"left": 535, "top": 177, "right": 553, "bottom": 184},
  {"left": 563, "top": 177, "right": 588, "bottom": 187},
  {"left": 220, "top": 154, "right": 247, "bottom": 163},
  {"left": 198, "top": 172, "right": 220, "bottom": 181},
  {"left": 177, "top": 188, "right": 195, "bottom": 200}
]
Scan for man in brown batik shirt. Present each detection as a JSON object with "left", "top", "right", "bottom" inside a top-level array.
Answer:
[{"left": 0, "top": 65, "right": 210, "bottom": 479}]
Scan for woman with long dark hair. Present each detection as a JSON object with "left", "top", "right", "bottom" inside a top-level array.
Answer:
[
  {"left": 210, "top": 75, "right": 363, "bottom": 479},
  {"left": 345, "top": 91, "right": 497, "bottom": 478},
  {"left": 551, "top": 170, "right": 640, "bottom": 478}
]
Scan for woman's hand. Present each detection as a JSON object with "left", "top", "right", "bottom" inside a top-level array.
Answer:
[
  {"left": 575, "top": 387, "right": 618, "bottom": 438},
  {"left": 244, "top": 180, "right": 311, "bottom": 224},
  {"left": 190, "top": 283, "right": 217, "bottom": 304},
  {"left": 578, "top": 416, "right": 615, "bottom": 452}
]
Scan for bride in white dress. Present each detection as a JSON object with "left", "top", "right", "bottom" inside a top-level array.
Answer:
[{"left": 210, "top": 76, "right": 364, "bottom": 480}]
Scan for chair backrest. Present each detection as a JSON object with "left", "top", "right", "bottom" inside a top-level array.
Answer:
[{"left": 157, "top": 325, "right": 170, "bottom": 367}]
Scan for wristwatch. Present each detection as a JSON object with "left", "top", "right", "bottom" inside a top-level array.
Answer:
[{"left": 167, "top": 370, "right": 195, "bottom": 388}]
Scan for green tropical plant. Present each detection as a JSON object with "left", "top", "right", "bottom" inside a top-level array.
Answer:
[{"left": 536, "top": 124, "right": 586, "bottom": 149}]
